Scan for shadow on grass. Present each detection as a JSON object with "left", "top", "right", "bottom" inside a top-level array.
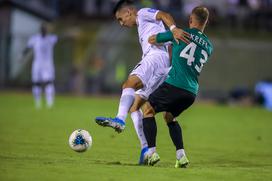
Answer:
[
  {"left": 92, "top": 159, "right": 176, "bottom": 168},
  {"left": 93, "top": 160, "right": 140, "bottom": 167}
]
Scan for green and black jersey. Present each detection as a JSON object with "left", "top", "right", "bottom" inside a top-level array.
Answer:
[{"left": 156, "top": 28, "right": 213, "bottom": 95}]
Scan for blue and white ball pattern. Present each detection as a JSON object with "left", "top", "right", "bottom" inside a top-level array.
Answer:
[{"left": 69, "top": 129, "right": 92, "bottom": 152}]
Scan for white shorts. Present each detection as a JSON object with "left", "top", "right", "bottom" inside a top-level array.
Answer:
[
  {"left": 130, "top": 52, "right": 170, "bottom": 100},
  {"left": 32, "top": 62, "right": 55, "bottom": 83}
]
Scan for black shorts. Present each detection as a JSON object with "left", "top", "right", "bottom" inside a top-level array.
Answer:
[
  {"left": 32, "top": 80, "right": 54, "bottom": 86},
  {"left": 148, "top": 82, "right": 196, "bottom": 118}
]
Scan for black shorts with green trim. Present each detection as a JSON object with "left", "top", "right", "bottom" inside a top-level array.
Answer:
[{"left": 148, "top": 82, "right": 196, "bottom": 118}]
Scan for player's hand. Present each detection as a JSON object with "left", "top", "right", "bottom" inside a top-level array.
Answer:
[
  {"left": 148, "top": 35, "right": 157, "bottom": 45},
  {"left": 172, "top": 28, "right": 190, "bottom": 44}
]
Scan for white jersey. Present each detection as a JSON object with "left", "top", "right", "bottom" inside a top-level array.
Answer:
[
  {"left": 27, "top": 34, "right": 58, "bottom": 82},
  {"left": 136, "top": 8, "right": 168, "bottom": 58},
  {"left": 27, "top": 34, "right": 58, "bottom": 66}
]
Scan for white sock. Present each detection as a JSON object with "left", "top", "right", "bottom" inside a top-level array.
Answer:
[
  {"left": 45, "top": 83, "right": 55, "bottom": 108},
  {"left": 147, "top": 147, "right": 156, "bottom": 157},
  {"left": 32, "top": 86, "right": 42, "bottom": 109},
  {"left": 176, "top": 149, "right": 186, "bottom": 160},
  {"left": 131, "top": 110, "right": 148, "bottom": 149},
  {"left": 116, "top": 88, "right": 135, "bottom": 121}
]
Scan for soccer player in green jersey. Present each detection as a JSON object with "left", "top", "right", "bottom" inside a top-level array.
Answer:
[{"left": 143, "top": 6, "right": 214, "bottom": 167}]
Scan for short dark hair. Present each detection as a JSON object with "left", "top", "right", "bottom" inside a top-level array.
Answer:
[
  {"left": 113, "top": 0, "right": 134, "bottom": 15},
  {"left": 192, "top": 6, "right": 209, "bottom": 25}
]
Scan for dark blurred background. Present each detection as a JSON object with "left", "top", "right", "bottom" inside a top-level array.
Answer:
[{"left": 0, "top": 0, "right": 271, "bottom": 103}]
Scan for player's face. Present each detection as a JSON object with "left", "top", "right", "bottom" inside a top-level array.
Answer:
[
  {"left": 189, "top": 14, "right": 207, "bottom": 30},
  {"left": 189, "top": 15, "right": 193, "bottom": 27},
  {"left": 115, "top": 8, "right": 135, "bottom": 28}
]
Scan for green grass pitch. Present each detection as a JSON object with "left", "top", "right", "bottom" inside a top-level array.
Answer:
[{"left": 0, "top": 92, "right": 272, "bottom": 181}]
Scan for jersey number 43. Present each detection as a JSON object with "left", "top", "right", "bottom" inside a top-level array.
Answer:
[{"left": 179, "top": 42, "right": 208, "bottom": 73}]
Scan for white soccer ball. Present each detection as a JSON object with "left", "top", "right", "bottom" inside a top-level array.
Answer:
[{"left": 69, "top": 129, "right": 92, "bottom": 152}]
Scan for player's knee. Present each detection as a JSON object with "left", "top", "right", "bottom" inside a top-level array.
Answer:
[
  {"left": 130, "top": 99, "right": 145, "bottom": 114},
  {"left": 163, "top": 112, "right": 175, "bottom": 123},
  {"left": 122, "top": 76, "right": 143, "bottom": 90},
  {"left": 143, "top": 106, "right": 155, "bottom": 117},
  {"left": 129, "top": 105, "right": 137, "bottom": 113},
  {"left": 129, "top": 100, "right": 143, "bottom": 113}
]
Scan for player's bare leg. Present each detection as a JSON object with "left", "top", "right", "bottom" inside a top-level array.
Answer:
[
  {"left": 95, "top": 75, "right": 143, "bottom": 133},
  {"left": 163, "top": 112, "right": 189, "bottom": 168}
]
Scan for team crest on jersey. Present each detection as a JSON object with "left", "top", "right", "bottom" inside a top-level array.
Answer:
[{"left": 147, "top": 8, "right": 157, "bottom": 13}]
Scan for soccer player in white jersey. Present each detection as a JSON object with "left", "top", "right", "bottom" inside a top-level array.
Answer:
[
  {"left": 95, "top": 0, "right": 187, "bottom": 164},
  {"left": 24, "top": 24, "right": 58, "bottom": 109}
]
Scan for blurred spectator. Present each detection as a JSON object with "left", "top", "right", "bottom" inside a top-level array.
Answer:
[
  {"left": 95, "top": 0, "right": 103, "bottom": 12},
  {"left": 237, "top": 0, "right": 251, "bottom": 29},
  {"left": 229, "top": 86, "right": 252, "bottom": 106},
  {"left": 226, "top": 0, "right": 239, "bottom": 28},
  {"left": 255, "top": 79, "right": 272, "bottom": 111},
  {"left": 183, "top": 0, "right": 202, "bottom": 17},
  {"left": 157, "top": 0, "right": 170, "bottom": 11},
  {"left": 207, "top": 6, "right": 220, "bottom": 27},
  {"left": 58, "top": 0, "right": 84, "bottom": 16},
  {"left": 86, "top": 55, "right": 105, "bottom": 93},
  {"left": 246, "top": 0, "right": 262, "bottom": 29},
  {"left": 248, "top": 0, "right": 261, "bottom": 11},
  {"left": 140, "top": 0, "right": 155, "bottom": 8},
  {"left": 169, "top": 0, "right": 183, "bottom": 18},
  {"left": 259, "top": 0, "right": 272, "bottom": 30}
]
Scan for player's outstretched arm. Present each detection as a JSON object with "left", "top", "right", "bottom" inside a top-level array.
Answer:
[
  {"left": 148, "top": 31, "right": 174, "bottom": 45},
  {"left": 155, "top": 11, "right": 190, "bottom": 44}
]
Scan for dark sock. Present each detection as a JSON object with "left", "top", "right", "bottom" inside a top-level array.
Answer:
[
  {"left": 143, "top": 117, "right": 157, "bottom": 148},
  {"left": 167, "top": 121, "right": 184, "bottom": 150}
]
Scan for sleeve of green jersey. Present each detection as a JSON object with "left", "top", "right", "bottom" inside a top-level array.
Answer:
[{"left": 156, "top": 31, "right": 174, "bottom": 43}]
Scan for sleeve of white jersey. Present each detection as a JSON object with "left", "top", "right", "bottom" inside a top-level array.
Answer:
[
  {"left": 137, "top": 8, "right": 159, "bottom": 22},
  {"left": 164, "top": 42, "right": 173, "bottom": 46}
]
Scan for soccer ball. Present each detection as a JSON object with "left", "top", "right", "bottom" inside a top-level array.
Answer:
[{"left": 69, "top": 129, "right": 92, "bottom": 152}]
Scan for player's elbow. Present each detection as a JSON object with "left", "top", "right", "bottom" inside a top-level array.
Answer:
[{"left": 156, "top": 11, "right": 170, "bottom": 21}]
